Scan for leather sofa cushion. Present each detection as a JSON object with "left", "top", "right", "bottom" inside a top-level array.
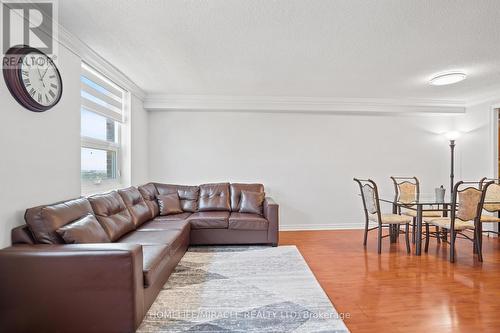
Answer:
[
  {"left": 141, "top": 225, "right": 189, "bottom": 288},
  {"left": 229, "top": 212, "right": 269, "bottom": 231},
  {"left": 142, "top": 245, "right": 170, "bottom": 287},
  {"left": 11, "top": 225, "right": 35, "bottom": 245},
  {"left": 138, "top": 183, "right": 160, "bottom": 218},
  {"left": 118, "top": 187, "right": 152, "bottom": 227},
  {"left": 154, "top": 212, "right": 192, "bottom": 222},
  {"left": 158, "top": 193, "right": 183, "bottom": 216},
  {"left": 188, "top": 211, "right": 229, "bottom": 229},
  {"left": 239, "top": 191, "right": 265, "bottom": 215},
  {"left": 25, "top": 197, "right": 94, "bottom": 244},
  {"left": 138, "top": 219, "right": 190, "bottom": 232},
  {"left": 230, "top": 183, "right": 264, "bottom": 211},
  {"left": 198, "top": 183, "right": 231, "bottom": 211},
  {"left": 88, "top": 191, "right": 135, "bottom": 241},
  {"left": 156, "top": 184, "right": 199, "bottom": 212},
  {"left": 56, "top": 214, "right": 110, "bottom": 244},
  {"left": 118, "top": 229, "right": 182, "bottom": 246}
]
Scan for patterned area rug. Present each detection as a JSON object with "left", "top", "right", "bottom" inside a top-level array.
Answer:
[{"left": 138, "top": 245, "right": 350, "bottom": 333}]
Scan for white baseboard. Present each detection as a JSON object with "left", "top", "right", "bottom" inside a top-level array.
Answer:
[{"left": 279, "top": 223, "right": 364, "bottom": 231}]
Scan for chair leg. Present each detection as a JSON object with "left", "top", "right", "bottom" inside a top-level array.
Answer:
[
  {"left": 473, "top": 228, "right": 477, "bottom": 254},
  {"left": 478, "top": 222, "right": 483, "bottom": 255},
  {"left": 475, "top": 224, "right": 483, "bottom": 262},
  {"left": 412, "top": 217, "right": 416, "bottom": 244},
  {"left": 450, "top": 229, "right": 456, "bottom": 263},
  {"left": 363, "top": 218, "right": 369, "bottom": 246},
  {"left": 436, "top": 226, "right": 441, "bottom": 244},
  {"left": 378, "top": 225, "right": 382, "bottom": 254},
  {"left": 425, "top": 223, "right": 430, "bottom": 253},
  {"left": 474, "top": 233, "right": 483, "bottom": 262},
  {"left": 405, "top": 223, "right": 411, "bottom": 254}
]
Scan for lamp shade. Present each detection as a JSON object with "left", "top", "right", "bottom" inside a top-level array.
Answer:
[{"left": 445, "top": 131, "right": 461, "bottom": 141}]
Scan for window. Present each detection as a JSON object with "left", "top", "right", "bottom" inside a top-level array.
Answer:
[{"left": 80, "top": 63, "right": 128, "bottom": 193}]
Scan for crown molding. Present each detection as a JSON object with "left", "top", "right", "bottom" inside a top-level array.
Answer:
[
  {"left": 143, "top": 95, "right": 466, "bottom": 114},
  {"left": 11, "top": 1, "right": 146, "bottom": 100},
  {"left": 15, "top": 2, "right": 488, "bottom": 110},
  {"left": 57, "top": 26, "right": 146, "bottom": 100},
  {"left": 465, "top": 90, "right": 500, "bottom": 107}
]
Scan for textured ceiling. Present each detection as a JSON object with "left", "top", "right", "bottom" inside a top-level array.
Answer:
[{"left": 59, "top": 0, "right": 500, "bottom": 101}]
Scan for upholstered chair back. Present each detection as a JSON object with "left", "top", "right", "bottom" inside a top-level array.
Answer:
[
  {"left": 362, "top": 184, "right": 378, "bottom": 214},
  {"left": 482, "top": 183, "right": 500, "bottom": 212},
  {"left": 390, "top": 177, "right": 419, "bottom": 204},
  {"left": 354, "top": 178, "right": 381, "bottom": 217},
  {"left": 456, "top": 187, "right": 483, "bottom": 221},
  {"left": 451, "top": 180, "right": 493, "bottom": 223}
]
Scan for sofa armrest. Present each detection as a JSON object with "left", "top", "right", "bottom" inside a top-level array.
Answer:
[
  {"left": 264, "top": 197, "right": 279, "bottom": 246},
  {"left": 0, "top": 243, "right": 144, "bottom": 333}
]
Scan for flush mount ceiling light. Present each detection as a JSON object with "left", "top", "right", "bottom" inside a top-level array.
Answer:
[{"left": 429, "top": 72, "right": 467, "bottom": 86}]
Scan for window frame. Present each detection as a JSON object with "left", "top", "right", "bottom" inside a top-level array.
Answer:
[{"left": 80, "top": 62, "right": 128, "bottom": 195}]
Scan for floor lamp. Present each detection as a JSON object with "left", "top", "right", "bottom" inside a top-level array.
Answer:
[{"left": 446, "top": 131, "right": 460, "bottom": 195}]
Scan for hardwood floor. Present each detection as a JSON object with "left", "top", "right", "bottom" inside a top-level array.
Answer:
[{"left": 279, "top": 229, "right": 500, "bottom": 333}]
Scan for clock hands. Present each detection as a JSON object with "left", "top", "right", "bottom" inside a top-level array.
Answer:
[
  {"left": 41, "top": 66, "right": 50, "bottom": 79},
  {"left": 29, "top": 55, "right": 54, "bottom": 91},
  {"left": 34, "top": 64, "right": 50, "bottom": 88},
  {"left": 33, "top": 66, "right": 46, "bottom": 88}
]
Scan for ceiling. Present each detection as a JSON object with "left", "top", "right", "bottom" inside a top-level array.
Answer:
[{"left": 59, "top": 0, "right": 500, "bottom": 103}]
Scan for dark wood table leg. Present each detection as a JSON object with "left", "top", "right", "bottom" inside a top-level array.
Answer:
[
  {"left": 416, "top": 205, "right": 423, "bottom": 255},
  {"left": 389, "top": 226, "right": 396, "bottom": 243}
]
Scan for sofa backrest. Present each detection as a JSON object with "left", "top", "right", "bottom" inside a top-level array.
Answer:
[
  {"left": 230, "top": 183, "right": 265, "bottom": 212},
  {"left": 198, "top": 183, "right": 231, "bottom": 211},
  {"left": 138, "top": 183, "right": 160, "bottom": 218},
  {"left": 155, "top": 184, "right": 199, "bottom": 212},
  {"left": 88, "top": 191, "right": 135, "bottom": 241},
  {"left": 24, "top": 197, "right": 94, "bottom": 244},
  {"left": 118, "top": 186, "right": 152, "bottom": 227}
]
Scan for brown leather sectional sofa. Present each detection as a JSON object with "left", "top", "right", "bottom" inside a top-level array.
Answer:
[{"left": 0, "top": 182, "right": 279, "bottom": 333}]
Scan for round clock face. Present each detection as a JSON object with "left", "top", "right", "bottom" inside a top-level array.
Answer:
[
  {"left": 2, "top": 46, "right": 63, "bottom": 112},
  {"left": 20, "top": 52, "right": 62, "bottom": 107}
]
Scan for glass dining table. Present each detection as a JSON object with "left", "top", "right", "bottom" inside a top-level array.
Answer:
[{"left": 378, "top": 194, "right": 452, "bottom": 255}]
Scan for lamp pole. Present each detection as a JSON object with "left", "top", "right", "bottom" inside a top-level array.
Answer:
[{"left": 450, "top": 139, "right": 455, "bottom": 196}]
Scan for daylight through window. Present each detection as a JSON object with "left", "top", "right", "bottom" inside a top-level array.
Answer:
[{"left": 80, "top": 63, "right": 126, "bottom": 192}]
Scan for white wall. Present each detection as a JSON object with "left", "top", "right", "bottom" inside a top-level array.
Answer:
[
  {"left": 458, "top": 100, "right": 498, "bottom": 180},
  {"left": 0, "top": 48, "right": 148, "bottom": 249},
  {"left": 131, "top": 94, "right": 149, "bottom": 185},
  {"left": 0, "top": 46, "right": 81, "bottom": 248},
  {"left": 148, "top": 106, "right": 495, "bottom": 230}
]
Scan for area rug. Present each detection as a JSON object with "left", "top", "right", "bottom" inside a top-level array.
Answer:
[{"left": 138, "top": 245, "right": 350, "bottom": 333}]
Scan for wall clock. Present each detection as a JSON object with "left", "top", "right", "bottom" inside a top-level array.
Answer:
[{"left": 3, "top": 45, "right": 63, "bottom": 112}]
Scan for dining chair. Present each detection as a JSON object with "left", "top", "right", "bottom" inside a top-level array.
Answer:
[
  {"left": 390, "top": 176, "right": 441, "bottom": 244},
  {"left": 476, "top": 177, "right": 500, "bottom": 254},
  {"left": 354, "top": 178, "right": 412, "bottom": 254},
  {"left": 423, "top": 180, "right": 493, "bottom": 263},
  {"left": 479, "top": 177, "right": 500, "bottom": 228}
]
